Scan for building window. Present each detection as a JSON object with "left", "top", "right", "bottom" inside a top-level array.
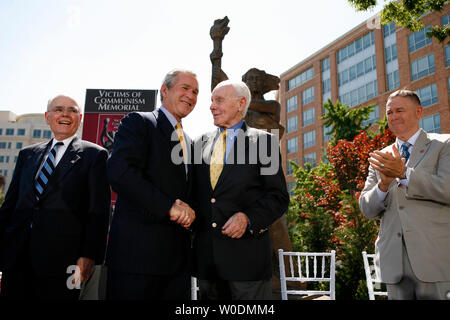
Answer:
[
  {"left": 322, "top": 57, "right": 330, "bottom": 72},
  {"left": 385, "top": 44, "right": 398, "bottom": 63},
  {"left": 17, "top": 128, "right": 25, "bottom": 136},
  {"left": 287, "top": 137, "right": 298, "bottom": 154},
  {"left": 408, "top": 26, "right": 432, "bottom": 53},
  {"left": 386, "top": 70, "right": 400, "bottom": 91},
  {"left": 303, "top": 130, "right": 316, "bottom": 149},
  {"left": 340, "top": 79, "right": 378, "bottom": 107},
  {"left": 16, "top": 142, "right": 23, "bottom": 149},
  {"left": 0, "top": 142, "right": 6, "bottom": 149},
  {"left": 33, "top": 129, "right": 42, "bottom": 138},
  {"left": 442, "top": 14, "right": 450, "bottom": 27},
  {"left": 448, "top": 77, "right": 450, "bottom": 98},
  {"left": 420, "top": 114, "right": 441, "bottom": 133},
  {"left": 411, "top": 54, "right": 435, "bottom": 81},
  {"left": 287, "top": 67, "right": 314, "bottom": 91},
  {"left": 322, "top": 78, "right": 331, "bottom": 94},
  {"left": 286, "top": 116, "right": 298, "bottom": 133},
  {"left": 383, "top": 21, "right": 396, "bottom": 37},
  {"left": 362, "top": 105, "right": 380, "bottom": 127},
  {"left": 323, "top": 125, "right": 332, "bottom": 142},
  {"left": 338, "top": 55, "right": 376, "bottom": 86},
  {"left": 0, "top": 128, "right": 2, "bottom": 135},
  {"left": 286, "top": 96, "right": 298, "bottom": 113},
  {"left": 303, "top": 152, "right": 317, "bottom": 168},
  {"left": 0, "top": 156, "right": 4, "bottom": 163},
  {"left": 5, "top": 128, "right": 14, "bottom": 136},
  {"left": 303, "top": 108, "right": 315, "bottom": 127},
  {"left": 338, "top": 31, "right": 374, "bottom": 63},
  {"left": 445, "top": 46, "right": 450, "bottom": 67},
  {"left": 43, "top": 130, "right": 52, "bottom": 139},
  {"left": 416, "top": 83, "right": 438, "bottom": 108},
  {"left": 302, "top": 86, "right": 314, "bottom": 105},
  {"left": 287, "top": 158, "right": 298, "bottom": 175}
]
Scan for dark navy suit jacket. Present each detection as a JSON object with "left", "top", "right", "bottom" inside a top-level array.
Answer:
[
  {"left": 105, "top": 110, "right": 193, "bottom": 275},
  {"left": 0, "top": 137, "right": 111, "bottom": 276}
]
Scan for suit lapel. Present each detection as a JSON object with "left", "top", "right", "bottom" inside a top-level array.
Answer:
[
  {"left": 209, "top": 122, "right": 252, "bottom": 191},
  {"left": 40, "top": 137, "right": 82, "bottom": 200},
  {"left": 155, "top": 109, "right": 187, "bottom": 179},
  {"left": 407, "top": 129, "right": 430, "bottom": 168}
]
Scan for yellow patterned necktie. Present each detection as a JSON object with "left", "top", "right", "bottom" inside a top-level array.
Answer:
[
  {"left": 210, "top": 129, "right": 227, "bottom": 189},
  {"left": 175, "top": 123, "right": 188, "bottom": 164}
]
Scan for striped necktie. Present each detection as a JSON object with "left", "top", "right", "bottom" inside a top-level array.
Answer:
[
  {"left": 35, "top": 142, "right": 63, "bottom": 200},
  {"left": 401, "top": 141, "right": 411, "bottom": 164},
  {"left": 210, "top": 130, "right": 227, "bottom": 190},
  {"left": 175, "top": 123, "right": 188, "bottom": 164}
]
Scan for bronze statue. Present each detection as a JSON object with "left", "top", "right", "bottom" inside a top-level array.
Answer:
[
  {"left": 210, "top": 16, "right": 230, "bottom": 92},
  {"left": 242, "top": 68, "right": 285, "bottom": 138},
  {"left": 210, "top": 17, "right": 294, "bottom": 297}
]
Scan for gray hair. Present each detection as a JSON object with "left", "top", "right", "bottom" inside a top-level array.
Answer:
[
  {"left": 47, "top": 95, "right": 80, "bottom": 112},
  {"left": 160, "top": 68, "right": 197, "bottom": 102},
  {"left": 214, "top": 80, "right": 251, "bottom": 117},
  {"left": 388, "top": 89, "right": 421, "bottom": 107}
]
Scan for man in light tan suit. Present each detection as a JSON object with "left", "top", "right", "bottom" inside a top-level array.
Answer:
[{"left": 359, "top": 89, "right": 450, "bottom": 300}]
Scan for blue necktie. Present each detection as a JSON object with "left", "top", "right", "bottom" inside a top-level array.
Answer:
[
  {"left": 401, "top": 142, "right": 411, "bottom": 164},
  {"left": 35, "top": 142, "right": 63, "bottom": 200}
]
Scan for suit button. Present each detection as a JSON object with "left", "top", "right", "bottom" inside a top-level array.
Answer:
[
  {"left": 399, "top": 206, "right": 404, "bottom": 210},
  {"left": 397, "top": 233, "right": 402, "bottom": 238},
  {"left": 211, "top": 198, "right": 216, "bottom": 204},
  {"left": 212, "top": 222, "right": 217, "bottom": 228}
]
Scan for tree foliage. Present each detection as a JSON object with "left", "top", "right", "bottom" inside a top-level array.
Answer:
[
  {"left": 349, "top": 0, "right": 450, "bottom": 43},
  {"left": 288, "top": 120, "right": 396, "bottom": 299},
  {"left": 321, "top": 99, "right": 373, "bottom": 146}
]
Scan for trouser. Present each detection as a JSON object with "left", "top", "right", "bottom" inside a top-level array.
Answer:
[
  {"left": 199, "top": 278, "right": 272, "bottom": 300},
  {"left": 106, "top": 267, "right": 191, "bottom": 300},
  {"left": 0, "top": 247, "right": 79, "bottom": 300},
  {"left": 387, "top": 241, "right": 450, "bottom": 300}
]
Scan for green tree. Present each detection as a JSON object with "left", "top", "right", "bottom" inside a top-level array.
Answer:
[
  {"left": 321, "top": 99, "right": 374, "bottom": 146},
  {"left": 349, "top": 0, "right": 450, "bottom": 43}
]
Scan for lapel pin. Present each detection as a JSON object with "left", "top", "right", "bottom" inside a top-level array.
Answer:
[{"left": 420, "top": 150, "right": 424, "bottom": 153}]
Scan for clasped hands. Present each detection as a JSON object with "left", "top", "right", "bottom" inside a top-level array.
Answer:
[
  {"left": 368, "top": 145, "right": 407, "bottom": 192},
  {"left": 169, "top": 199, "right": 196, "bottom": 228},
  {"left": 169, "top": 200, "right": 249, "bottom": 238}
]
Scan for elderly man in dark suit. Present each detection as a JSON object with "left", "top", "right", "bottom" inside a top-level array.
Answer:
[
  {"left": 0, "top": 95, "right": 111, "bottom": 300},
  {"left": 191, "top": 80, "right": 289, "bottom": 300},
  {"left": 359, "top": 89, "right": 450, "bottom": 300},
  {"left": 105, "top": 69, "right": 198, "bottom": 300}
]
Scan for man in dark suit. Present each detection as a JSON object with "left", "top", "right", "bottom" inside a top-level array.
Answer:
[
  {"left": 106, "top": 69, "right": 198, "bottom": 300},
  {"left": 0, "top": 95, "right": 111, "bottom": 300},
  {"left": 191, "top": 80, "right": 289, "bottom": 300}
]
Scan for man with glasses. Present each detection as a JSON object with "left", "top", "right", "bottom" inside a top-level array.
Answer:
[{"left": 0, "top": 95, "right": 110, "bottom": 299}]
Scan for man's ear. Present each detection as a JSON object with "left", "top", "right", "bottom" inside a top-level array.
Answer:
[{"left": 161, "top": 84, "right": 168, "bottom": 101}]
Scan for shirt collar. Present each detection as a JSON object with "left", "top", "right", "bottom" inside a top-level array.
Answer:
[
  {"left": 396, "top": 129, "right": 421, "bottom": 148},
  {"left": 159, "top": 105, "right": 180, "bottom": 128},
  {"left": 52, "top": 135, "right": 76, "bottom": 148},
  {"left": 219, "top": 120, "right": 244, "bottom": 134}
]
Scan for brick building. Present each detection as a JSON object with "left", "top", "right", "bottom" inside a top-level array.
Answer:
[{"left": 279, "top": 7, "right": 450, "bottom": 194}]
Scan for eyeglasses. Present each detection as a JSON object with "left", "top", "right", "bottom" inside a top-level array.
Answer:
[{"left": 48, "top": 106, "right": 80, "bottom": 114}]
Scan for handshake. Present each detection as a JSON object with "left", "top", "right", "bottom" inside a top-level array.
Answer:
[{"left": 169, "top": 199, "right": 195, "bottom": 228}]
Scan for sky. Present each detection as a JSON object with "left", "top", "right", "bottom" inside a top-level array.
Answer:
[{"left": 0, "top": 0, "right": 385, "bottom": 139}]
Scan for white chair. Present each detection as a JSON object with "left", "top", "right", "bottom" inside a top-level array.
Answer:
[
  {"left": 362, "top": 251, "right": 388, "bottom": 300},
  {"left": 278, "top": 249, "right": 336, "bottom": 300},
  {"left": 191, "top": 276, "right": 199, "bottom": 300}
]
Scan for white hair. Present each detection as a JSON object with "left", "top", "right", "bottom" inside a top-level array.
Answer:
[
  {"left": 214, "top": 80, "right": 251, "bottom": 117},
  {"left": 47, "top": 94, "right": 80, "bottom": 112}
]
